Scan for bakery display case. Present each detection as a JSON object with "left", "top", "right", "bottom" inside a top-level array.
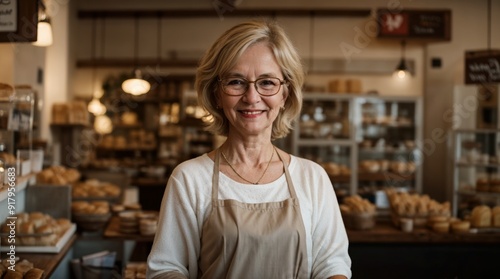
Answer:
[
  {"left": 292, "top": 93, "right": 423, "bottom": 201},
  {"left": 354, "top": 95, "right": 423, "bottom": 198},
  {"left": 451, "top": 129, "right": 500, "bottom": 217},
  {"left": 450, "top": 85, "right": 500, "bottom": 218},
  {"left": 293, "top": 93, "right": 356, "bottom": 198}
]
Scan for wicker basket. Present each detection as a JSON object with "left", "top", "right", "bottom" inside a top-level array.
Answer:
[
  {"left": 73, "top": 212, "right": 111, "bottom": 232},
  {"left": 343, "top": 212, "right": 376, "bottom": 230}
]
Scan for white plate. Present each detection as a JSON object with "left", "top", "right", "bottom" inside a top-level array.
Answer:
[{"left": 0, "top": 224, "right": 76, "bottom": 253}]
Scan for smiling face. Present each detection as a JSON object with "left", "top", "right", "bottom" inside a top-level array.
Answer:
[{"left": 218, "top": 42, "right": 287, "bottom": 140}]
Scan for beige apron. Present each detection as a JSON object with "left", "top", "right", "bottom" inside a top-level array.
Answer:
[{"left": 199, "top": 149, "right": 309, "bottom": 279}]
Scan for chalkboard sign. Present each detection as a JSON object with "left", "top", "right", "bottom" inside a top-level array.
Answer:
[
  {"left": 465, "top": 50, "right": 500, "bottom": 84},
  {"left": 0, "top": 0, "right": 38, "bottom": 43},
  {"left": 377, "top": 9, "right": 451, "bottom": 41}
]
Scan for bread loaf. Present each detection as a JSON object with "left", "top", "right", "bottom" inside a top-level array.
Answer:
[
  {"left": 14, "top": 259, "right": 33, "bottom": 274},
  {"left": 3, "top": 270, "right": 23, "bottom": 279},
  {"left": 470, "top": 205, "right": 492, "bottom": 227}
]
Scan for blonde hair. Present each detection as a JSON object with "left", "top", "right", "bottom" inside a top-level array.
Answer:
[{"left": 196, "top": 20, "right": 304, "bottom": 139}]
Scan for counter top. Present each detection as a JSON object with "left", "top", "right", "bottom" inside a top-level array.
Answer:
[
  {"left": 15, "top": 234, "right": 77, "bottom": 278},
  {"left": 348, "top": 221, "right": 500, "bottom": 244}
]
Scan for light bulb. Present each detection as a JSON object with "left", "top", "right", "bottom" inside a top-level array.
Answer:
[
  {"left": 94, "top": 115, "right": 113, "bottom": 134},
  {"left": 122, "top": 78, "right": 151, "bottom": 95},
  {"left": 88, "top": 98, "right": 107, "bottom": 116},
  {"left": 33, "top": 21, "right": 53, "bottom": 47}
]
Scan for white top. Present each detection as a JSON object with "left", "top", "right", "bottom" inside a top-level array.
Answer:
[{"left": 147, "top": 154, "right": 352, "bottom": 279}]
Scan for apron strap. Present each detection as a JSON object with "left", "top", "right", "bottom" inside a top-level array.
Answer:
[
  {"left": 212, "top": 149, "right": 221, "bottom": 203},
  {"left": 274, "top": 147, "right": 298, "bottom": 200}
]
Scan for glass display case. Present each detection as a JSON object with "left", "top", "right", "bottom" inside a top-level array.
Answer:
[
  {"left": 293, "top": 93, "right": 356, "bottom": 199},
  {"left": 292, "top": 93, "right": 423, "bottom": 204},
  {"left": 451, "top": 84, "right": 500, "bottom": 218},
  {"left": 451, "top": 129, "right": 500, "bottom": 218},
  {"left": 354, "top": 96, "right": 423, "bottom": 196},
  {"left": 0, "top": 86, "right": 35, "bottom": 176}
]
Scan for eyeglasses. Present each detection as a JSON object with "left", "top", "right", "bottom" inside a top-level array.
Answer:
[{"left": 219, "top": 77, "right": 287, "bottom": 96}]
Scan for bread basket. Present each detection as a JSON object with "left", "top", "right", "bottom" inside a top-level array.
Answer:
[
  {"left": 72, "top": 212, "right": 111, "bottom": 232},
  {"left": 342, "top": 212, "right": 376, "bottom": 230}
]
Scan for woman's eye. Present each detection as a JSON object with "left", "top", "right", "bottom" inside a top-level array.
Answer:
[
  {"left": 227, "top": 79, "right": 245, "bottom": 86},
  {"left": 258, "top": 79, "right": 277, "bottom": 87}
]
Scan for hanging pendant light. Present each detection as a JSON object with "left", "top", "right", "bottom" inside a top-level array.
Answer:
[
  {"left": 122, "top": 69, "right": 151, "bottom": 95},
  {"left": 88, "top": 98, "right": 106, "bottom": 115},
  {"left": 393, "top": 40, "right": 411, "bottom": 79},
  {"left": 87, "top": 17, "right": 107, "bottom": 116},
  {"left": 122, "top": 15, "right": 150, "bottom": 95},
  {"left": 33, "top": 0, "right": 53, "bottom": 47}
]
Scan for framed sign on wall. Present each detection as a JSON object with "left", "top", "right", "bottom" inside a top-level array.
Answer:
[
  {"left": 0, "top": 0, "right": 38, "bottom": 43},
  {"left": 377, "top": 9, "right": 451, "bottom": 42},
  {"left": 465, "top": 50, "right": 500, "bottom": 84}
]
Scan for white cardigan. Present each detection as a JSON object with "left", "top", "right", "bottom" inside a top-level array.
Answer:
[{"left": 147, "top": 154, "right": 352, "bottom": 279}]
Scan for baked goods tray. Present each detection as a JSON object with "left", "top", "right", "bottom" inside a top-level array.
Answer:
[{"left": 0, "top": 224, "right": 76, "bottom": 253}]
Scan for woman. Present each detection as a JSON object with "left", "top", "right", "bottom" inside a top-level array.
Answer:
[{"left": 147, "top": 20, "right": 351, "bottom": 279}]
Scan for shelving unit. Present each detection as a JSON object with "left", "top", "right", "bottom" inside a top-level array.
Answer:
[
  {"left": 450, "top": 84, "right": 500, "bottom": 217},
  {"left": 292, "top": 93, "right": 423, "bottom": 203},
  {"left": 85, "top": 75, "right": 216, "bottom": 189}
]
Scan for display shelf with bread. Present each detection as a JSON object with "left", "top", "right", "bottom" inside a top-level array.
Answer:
[
  {"left": 450, "top": 86, "right": 500, "bottom": 219},
  {"left": 70, "top": 75, "right": 208, "bottom": 189},
  {"left": 450, "top": 129, "right": 500, "bottom": 218},
  {"left": 354, "top": 95, "right": 423, "bottom": 196},
  {"left": 292, "top": 94, "right": 423, "bottom": 202}
]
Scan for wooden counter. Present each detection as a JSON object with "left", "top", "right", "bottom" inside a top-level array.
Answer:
[
  {"left": 347, "top": 220, "right": 500, "bottom": 243},
  {"left": 15, "top": 234, "right": 77, "bottom": 278},
  {"left": 348, "top": 221, "right": 500, "bottom": 279}
]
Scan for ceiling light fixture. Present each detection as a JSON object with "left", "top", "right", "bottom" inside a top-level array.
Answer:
[
  {"left": 122, "top": 15, "right": 150, "bottom": 95},
  {"left": 393, "top": 40, "right": 411, "bottom": 79},
  {"left": 32, "top": 0, "right": 53, "bottom": 47},
  {"left": 87, "top": 17, "right": 106, "bottom": 116}
]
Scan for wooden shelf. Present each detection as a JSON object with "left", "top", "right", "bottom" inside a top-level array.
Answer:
[
  {"left": 50, "top": 123, "right": 90, "bottom": 128},
  {"left": 96, "top": 146, "right": 157, "bottom": 152},
  {"left": 328, "top": 172, "right": 416, "bottom": 184},
  {"left": 78, "top": 8, "right": 371, "bottom": 19},
  {"left": 77, "top": 58, "right": 199, "bottom": 68}
]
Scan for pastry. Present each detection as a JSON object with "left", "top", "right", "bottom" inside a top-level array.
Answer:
[
  {"left": 432, "top": 221, "right": 450, "bottom": 233},
  {"left": 36, "top": 224, "right": 57, "bottom": 246},
  {"left": 19, "top": 221, "right": 36, "bottom": 246},
  {"left": 451, "top": 221, "right": 471, "bottom": 233},
  {"left": 24, "top": 268, "right": 45, "bottom": 279},
  {"left": 14, "top": 259, "right": 33, "bottom": 274},
  {"left": 29, "top": 212, "right": 47, "bottom": 228},
  {"left": 57, "top": 218, "right": 72, "bottom": 231}
]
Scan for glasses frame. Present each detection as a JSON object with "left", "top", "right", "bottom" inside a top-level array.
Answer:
[{"left": 218, "top": 76, "right": 287, "bottom": 97}]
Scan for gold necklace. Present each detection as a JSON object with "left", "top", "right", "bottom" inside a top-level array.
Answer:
[{"left": 221, "top": 146, "right": 275, "bottom": 185}]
